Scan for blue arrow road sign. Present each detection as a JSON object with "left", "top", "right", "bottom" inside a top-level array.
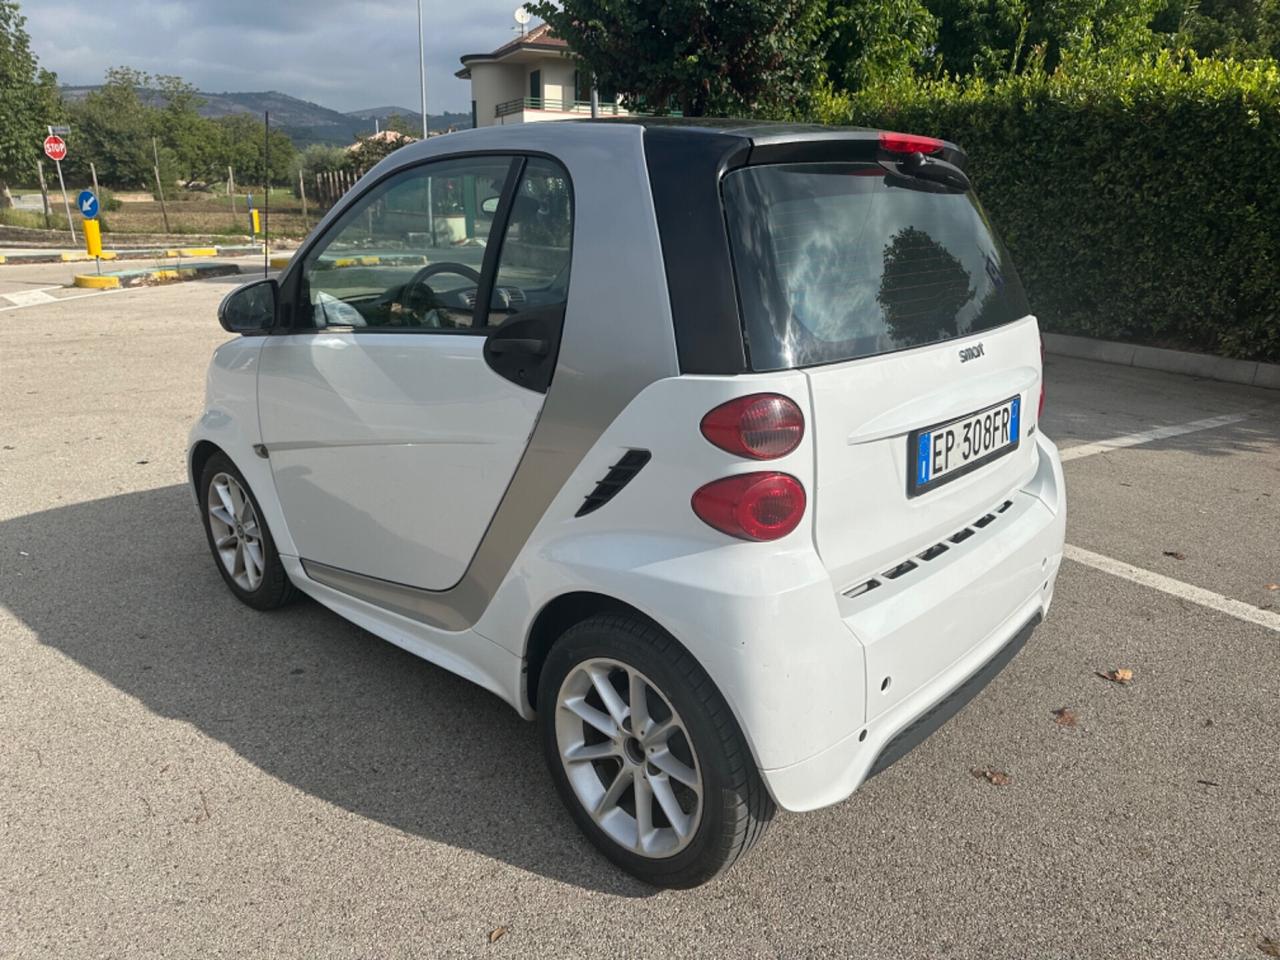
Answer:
[{"left": 77, "top": 190, "right": 99, "bottom": 219}]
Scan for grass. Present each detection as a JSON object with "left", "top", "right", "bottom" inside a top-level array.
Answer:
[
  {"left": 104, "top": 194, "right": 317, "bottom": 239},
  {"left": 0, "top": 208, "right": 51, "bottom": 229}
]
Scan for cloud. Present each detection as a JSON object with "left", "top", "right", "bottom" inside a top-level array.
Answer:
[{"left": 24, "top": 0, "right": 527, "bottom": 113}]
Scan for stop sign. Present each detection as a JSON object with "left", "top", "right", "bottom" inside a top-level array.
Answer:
[{"left": 43, "top": 135, "right": 67, "bottom": 162}]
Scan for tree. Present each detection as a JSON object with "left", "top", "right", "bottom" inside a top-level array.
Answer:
[
  {"left": 525, "top": 0, "right": 828, "bottom": 117},
  {"left": 0, "top": 0, "right": 61, "bottom": 208},
  {"left": 215, "top": 114, "right": 296, "bottom": 187},
  {"left": 65, "top": 67, "right": 158, "bottom": 188},
  {"left": 925, "top": 0, "right": 1166, "bottom": 78},
  {"left": 826, "top": 0, "right": 938, "bottom": 89},
  {"left": 1155, "top": 0, "right": 1280, "bottom": 59}
]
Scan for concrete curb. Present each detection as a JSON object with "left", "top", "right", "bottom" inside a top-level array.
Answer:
[
  {"left": 72, "top": 261, "right": 241, "bottom": 290},
  {"left": 1, "top": 245, "right": 261, "bottom": 266},
  {"left": 1044, "top": 333, "right": 1279, "bottom": 391}
]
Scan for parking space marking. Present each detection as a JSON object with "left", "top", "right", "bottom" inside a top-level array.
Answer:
[
  {"left": 1, "top": 288, "right": 59, "bottom": 307},
  {"left": 1059, "top": 412, "right": 1254, "bottom": 461},
  {"left": 1064, "top": 544, "right": 1280, "bottom": 633},
  {"left": 0, "top": 289, "right": 121, "bottom": 313}
]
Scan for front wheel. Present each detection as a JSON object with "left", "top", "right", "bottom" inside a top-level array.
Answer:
[
  {"left": 198, "top": 451, "right": 297, "bottom": 610},
  {"left": 538, "top": 614, "right": 775, "bottom": 887}
]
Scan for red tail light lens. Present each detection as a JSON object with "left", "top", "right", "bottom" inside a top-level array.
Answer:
[
  {"left": 700, "top": 394, "right": 804, "bottom": 459},
  {"left": 879, "top": 131, "right": 944, "bottom": 155},
  {"left": 691, "top": 473, "right": 807, "bottom": 542}
]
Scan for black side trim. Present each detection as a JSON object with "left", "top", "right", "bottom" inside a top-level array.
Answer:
[
  {"left": 575, "top": 449, "right": 652, "bottom": 517},
  {"left": 867, "top": 612, "right": 1042, "bottom": 780},
  {"left": 642, "top": 127, "right": 751, "bottom": 375}
]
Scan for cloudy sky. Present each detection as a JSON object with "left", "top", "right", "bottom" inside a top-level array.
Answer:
[{"left": 25, "top": 0, "right": 529, "bottom": 114}]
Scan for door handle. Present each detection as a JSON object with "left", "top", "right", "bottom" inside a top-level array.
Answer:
[{"left": 487, "top": 337, "right": 548, "bottom": 357}]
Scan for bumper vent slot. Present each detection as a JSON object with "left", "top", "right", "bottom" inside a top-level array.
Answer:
[
  {"left": 918, "top": 542, "right": 949, "bottom": 562},
  {"left": 845, "top": 578, "right": 881, "bottom": 599},
  {"left": 575, "top": 449, "right": 652, "bottom": 518},
  {"left": 882, "top": 559, "right": 918, "bottom": 580},
  {"left": 844, "top": 497, "right": 1021, "bottom": 602}
]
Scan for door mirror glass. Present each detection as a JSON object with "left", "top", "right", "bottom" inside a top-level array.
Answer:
[
  {"left": 480, "top": 195, "right": 501, "bottom": 216},
  {"left": 218, "top": 278, "right": 278, "bottom": 334}
]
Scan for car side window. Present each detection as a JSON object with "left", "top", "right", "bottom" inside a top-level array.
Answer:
[
  {"left": 300, "top": 156, "right": 515, "bottom": 332},
  {"left": 488, "top": 157, "right": 573, "bottom": 324}
]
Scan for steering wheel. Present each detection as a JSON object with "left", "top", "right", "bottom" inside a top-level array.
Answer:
[{"left": 399, "top": 262, "right": 483, "bottom": 324}]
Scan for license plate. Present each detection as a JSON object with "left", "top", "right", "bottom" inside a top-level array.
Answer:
[{"left": 908, "top": 396, "right": 1021, "bottom": 496}]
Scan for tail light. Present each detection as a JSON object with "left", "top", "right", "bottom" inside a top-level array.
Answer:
[
  {"left": 700, "top": 394, "right": 804, "bottom": 459},
  {"left": 879, "top": 131, "right": 944, "bottom": 155},
  {"left": 691, "top": 473, "right": 806, "bottom": 542},
  {"left": 1039, "top": 336, "right": 1046, "bottom": 420}
]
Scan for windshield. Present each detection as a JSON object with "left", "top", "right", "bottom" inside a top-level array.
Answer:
[{"left": 722, "top": 162, "right": 1030, "bottom": 370}]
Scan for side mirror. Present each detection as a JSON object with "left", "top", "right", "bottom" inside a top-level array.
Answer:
[
  {"left": 480, "top": 195, "right": 501, "bottom": 216},
  {"left": 218, "top": 278, "right": 278, "bottom": 335}
]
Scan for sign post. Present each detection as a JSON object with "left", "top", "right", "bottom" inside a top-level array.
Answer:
[
  {"left": 43, "top": 130, "right": 75, "bottom": 243},
  {"left": 78, "top": 190, "right": 103, "bottom": 274}
]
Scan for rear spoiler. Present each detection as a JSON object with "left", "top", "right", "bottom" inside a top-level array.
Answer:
[{"left": 743, "top": 129, "right": 968, "bottom": 172}]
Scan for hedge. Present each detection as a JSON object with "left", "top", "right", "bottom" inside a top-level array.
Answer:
[{"left": 816, "top": 55, "right": 1280, "bottom": 362}]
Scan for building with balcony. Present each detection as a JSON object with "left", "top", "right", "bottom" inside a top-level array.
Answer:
[{"left": 456, "top": 22, "right": 627, "bottom": 127}]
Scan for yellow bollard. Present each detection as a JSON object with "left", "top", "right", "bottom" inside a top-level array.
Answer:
[
  {"left": 83, "top": 218, "right": 103, "bottom": 258},
  {"left": 250, "top": 208, "right": 260, "bottom": 235}
]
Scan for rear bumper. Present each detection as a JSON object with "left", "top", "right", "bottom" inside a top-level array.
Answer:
[{"left": 759, "top": 433, "right": 1065, "bottom": 812}]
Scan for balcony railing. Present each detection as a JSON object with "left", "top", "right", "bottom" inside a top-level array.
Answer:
[{"left": 494, "top": 96, "right": 628, "bottom": 118}]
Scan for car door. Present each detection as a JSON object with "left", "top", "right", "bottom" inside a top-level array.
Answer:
[{"left": 257, "top": 153, "right": 573, "bottom": 592}]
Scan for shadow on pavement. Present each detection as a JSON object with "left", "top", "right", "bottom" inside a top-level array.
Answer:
[{"left": 1, "top": 483, "right": 652, "bottom": 897}]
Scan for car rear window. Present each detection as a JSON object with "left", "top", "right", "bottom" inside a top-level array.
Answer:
[{"left": 722, "top": 162, "right": 1030, "bottom": 370}]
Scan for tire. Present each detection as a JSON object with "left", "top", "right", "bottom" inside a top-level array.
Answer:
[
  {"left": 198, "top": 451, "right": 297, "bottom": 610},
  {"left": 538, "top": 613, "right": 775, "bottom": 888}
]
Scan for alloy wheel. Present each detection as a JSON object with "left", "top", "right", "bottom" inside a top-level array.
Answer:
[
  {"left": 554, "top": 658, "right": 703, "bottom": 858},
  {"left": 206, "top": 472, "right": 265, "bottom": 592}
]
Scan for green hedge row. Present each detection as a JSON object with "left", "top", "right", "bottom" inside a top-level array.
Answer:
[{"left": 816, "top": 55, "right": 1280, "bottom": 362}]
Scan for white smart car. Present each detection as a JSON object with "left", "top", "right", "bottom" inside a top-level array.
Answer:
[{"left": 191, "top": 119, "right": 1065, "bottom": 887}]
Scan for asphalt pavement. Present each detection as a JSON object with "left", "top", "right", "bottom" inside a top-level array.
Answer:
[{"left": 1, "top": 265, "right": 1277, "bottom": 959}]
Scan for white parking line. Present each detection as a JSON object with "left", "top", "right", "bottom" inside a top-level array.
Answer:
[
  {"left": 1, "top": 288, "right": 59, "bottom": 307},
  {"left": 1064, "top": 544, "right": 1280, "bottom": 633},
  {"left": 1059, "top": 412, "right": 1254, "bottom": 461},
  {"left": 0, "top": 288, "right": 120, "bottom": 313}
]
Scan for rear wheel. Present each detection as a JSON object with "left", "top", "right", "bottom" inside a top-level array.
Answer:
[
  {"left": 538, "top": 613, "right": 774, "bottom": 887},
  {"left": 199, "top": 451, "right": 297, "bottom": 610}
]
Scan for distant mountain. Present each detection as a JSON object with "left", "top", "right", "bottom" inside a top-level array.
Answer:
[
  {"left": 59, "top": 87, "right": 471, "bottom": 145},
  {"left": 345, "top": 106, "right": 420, "bottom": 120}
]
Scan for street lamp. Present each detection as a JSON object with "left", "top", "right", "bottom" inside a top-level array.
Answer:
[{"left": 417, "top": 0, "right": 429, "bottom": 138}]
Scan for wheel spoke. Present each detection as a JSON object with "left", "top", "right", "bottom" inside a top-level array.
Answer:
[
  {"left": 233, "top": 539, "right": 246, "bottom": 579},
  {"left": 588, "top": 666, "right": 630, "bottom": 730},
  {"left": 243, "top": 541, "right": 263, "bottom": 584},
  {"left": 563, "top": 740, "right": 618, "bottom": 763},
  {"left": 214, "top": 533, "right": 237, "bottom": 549},
  {"left": 650, "top": 775, "right": 694, "bottom": 838},
  {"left": 593, "top": 765, "right": 631, "bottom": 818},
  {"left": 628, "top": 670, "right": 651, "bottom": 739},
  {"left": 642, "top": 717, "right": 675, "bottom": 747},
  {"left": 226, "top": 480, "right": 246, "bottom": 519},
  {"left": 214, "top": 481, "right": 236, "bottom": 519},
  {"left": 561, "top": 695, "right": 618, "bottom": 739},
  {"left": 649, "top": 746, "right": 699, "bottom": 791},
  {"left": 633, "top": 773, "right": 655, "bottom": 852}
]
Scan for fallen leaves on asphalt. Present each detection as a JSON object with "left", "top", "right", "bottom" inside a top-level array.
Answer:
[
  {"left": 971, "top": 768, "right": 1011, "bottom": 786},
  {"left": 1052, "top": 707, "right": 1078, "bottom": 727},
  {"left": 488, "top": 926, "right": 509, "bottom": 945},
  {"left": 1258, "top": 936, "right": 1280, "bottom": 957},
  {"left": 1266, "top": 583, "right": 1279, "bottom": 591},
  {"left": 1163, "top": 550, "right": 1186, "bottom": 560},
  {"left": 1097, "top": 668, "right": 1134, "bottom": 685}
]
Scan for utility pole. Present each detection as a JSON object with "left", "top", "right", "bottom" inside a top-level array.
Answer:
[
  {"left": 152, "top": 137, "right": 171, "bottom": 234},
  {"left": 417, "top": 0, "right": 428, "bottom": 138}
]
